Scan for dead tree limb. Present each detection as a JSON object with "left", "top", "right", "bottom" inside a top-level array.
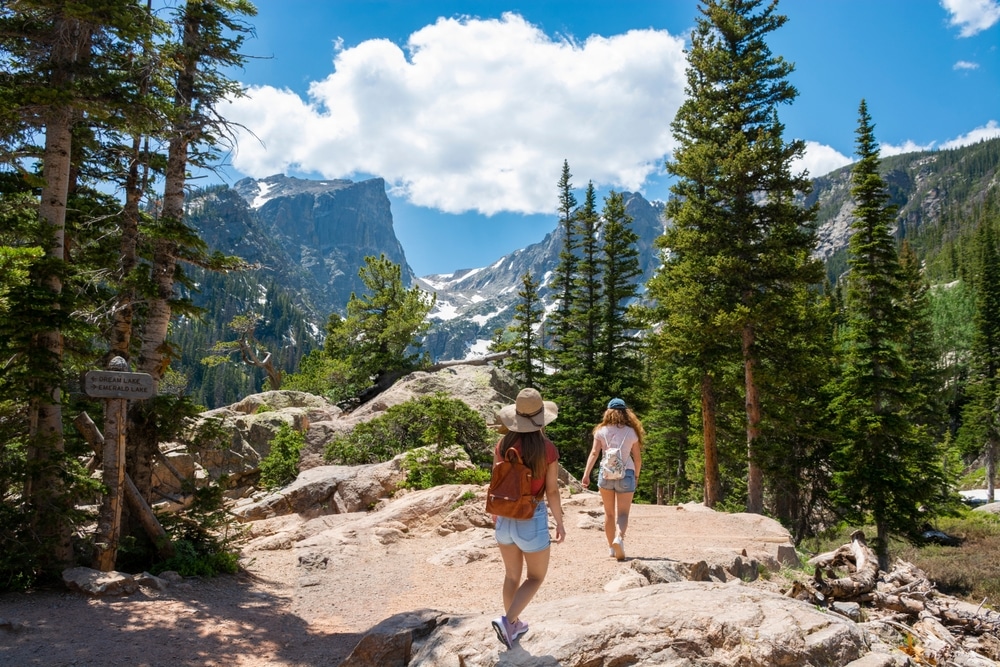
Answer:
[{"left": 807, "top": 529, "right": 880, "bottom": 600}]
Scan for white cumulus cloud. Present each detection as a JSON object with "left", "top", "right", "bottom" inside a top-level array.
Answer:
[
  {"left": 940, "top": 0, "right": 1000, "bottom": 37},
  {"left": 940, "top": 120, "right": 1000, "bottom": 148},
  {"left": 222, "top": 13, "right": 687, "bottom": 216},
  {"left": 793, "top": 141, "right": 853, "bottom": 178},
  {"left": 881, "top": 139, "right": 937, "bottom": 157},
  {"left": 953, "top": 59, "right": 980, "bottom": 69}
]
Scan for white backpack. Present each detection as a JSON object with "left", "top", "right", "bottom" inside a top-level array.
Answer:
[{"left": 600, "top": 430, "right": 627, "bottom": 480}]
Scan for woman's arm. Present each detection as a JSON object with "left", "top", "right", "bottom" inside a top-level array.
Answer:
[
  {"left": 580, "top": 433, "right": 603, "bottom": 488},
  {"left": 545, "top": 461, "right": 565, "bottom": 543},
  {"left": 631, "top": 435, "right": 642, "bottom": 479}
]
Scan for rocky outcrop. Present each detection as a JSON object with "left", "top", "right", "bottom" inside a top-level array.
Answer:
[
  {"left": 230, "top": 459, "right": 408, "bottom": 521},
  {"left": 342, "top": 584, "right": 899, "bottom": 667}
]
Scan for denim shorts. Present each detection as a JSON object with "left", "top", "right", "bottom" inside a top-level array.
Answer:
[
  {"left": 598, "top": 468, "right": 636, "bottom": 493},
  {"left": 494, "top": 501, "right": 550, "bottom": 553}
]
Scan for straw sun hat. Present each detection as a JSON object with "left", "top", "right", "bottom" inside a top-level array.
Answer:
[{"left": 497, "top": 388, "right": 558, "bottom": 433}]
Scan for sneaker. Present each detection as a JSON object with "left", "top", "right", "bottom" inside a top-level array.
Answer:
[
  {"left": 510, "top": 618, "right": 529, "bottom": 642},
  {"left": 491, "top": 616, "right": 512, "bottom": 648},
  {"left": 612, "top": 536, "right": 625, "bottom": 561},
  {"left": 608, "top": 547, "right": 616, "bottom": 558}
]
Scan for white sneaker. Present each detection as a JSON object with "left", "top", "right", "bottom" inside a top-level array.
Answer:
[
  {"left": 612, "top": 536, "right": 625, "bottom": 561},
  {"left": 491, "top": 616, "right": 512, "bottom": 648},
  {"left": 510, "top": 618, "right": 529, "bottom": 642},
  {"left": 608, "top": 547, "right": 615, "bottom": 558}
]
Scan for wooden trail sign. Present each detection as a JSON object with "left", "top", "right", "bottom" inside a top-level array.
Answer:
[
  {"left": 82, "top": 370, "right": 154, "bottom": 399},
  {"left": 82, "top": 357, "right": 155, "bottom": 571}
]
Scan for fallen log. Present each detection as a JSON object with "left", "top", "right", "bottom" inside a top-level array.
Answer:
[{"left": 807, "top": 529, "right": 879, "bottom": 599}]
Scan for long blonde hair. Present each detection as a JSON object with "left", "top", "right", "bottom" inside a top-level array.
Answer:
[{"left": 593, "top": 407, "right": 645, "bottom": 450}]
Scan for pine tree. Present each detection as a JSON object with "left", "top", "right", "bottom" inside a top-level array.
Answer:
[
  {"left": 547, "top": 159, "right": 579, "bottom": 358},
  {"left": 129, "top": 0, "right": 256, "bottom": 506},
  {"left": 598, "top": 190, "right": 644, "bottom": 404},
  {"left": 324, "top": 254, "right": 436, "bottom": 400},
  {"left": 957, "top": 220, "right": 1000, "bottom": 502},
  {"left": 649, "top": 0, "right": 820, "bottom": 510},
  {"left": 490, "top": 272, "right": 546, "bottom": 389},
  {"left": 832, "top": 100, "right": 947, "bottom": 569},
  {"left": 547, "top": 183, "right": 602, "bottom": 471}
]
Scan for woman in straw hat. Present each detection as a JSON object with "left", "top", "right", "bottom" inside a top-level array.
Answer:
[
  {"left": 580, "top": 397, "right": 645, "bottom": 561},
  {"left": 489, "top": 387, "right": 565, "bottom": 649}
]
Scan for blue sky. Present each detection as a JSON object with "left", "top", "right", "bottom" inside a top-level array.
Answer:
[{"left": 219, "top": 0, "right": 1000, "bottom": 277}]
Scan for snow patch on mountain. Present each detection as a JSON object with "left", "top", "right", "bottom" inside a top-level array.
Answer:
[
  {"left": 471, "top": 306, "right": 508, "bottom": 326},
  {"left": 251, "top": 181, "right": 275, "bottom": 209},
  {"left": 429, "top": 300, "right": 461, "bottom": 321}
]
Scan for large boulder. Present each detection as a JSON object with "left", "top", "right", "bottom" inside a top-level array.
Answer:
[{"left": 342, "top": 583, "right": 895, "bottom": 667}]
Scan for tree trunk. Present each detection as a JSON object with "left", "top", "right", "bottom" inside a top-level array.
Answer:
[
  {"left": 743, "top": 324, "right": 763, "bottom": 514},
  {"left": 27, "top": 14, "right": 92, "bottom": 570},
  {"left": 986, "top": 435, "right": 997, "bottom": 504},
  {"left": 108, "top": 134, "right": 144, "bottom": 359},
  {"left": 701, "top": 373, "right": 721, "bottom": 507},
  {"left": 129, "top": 1, "right": 199, "bottom": 505}
]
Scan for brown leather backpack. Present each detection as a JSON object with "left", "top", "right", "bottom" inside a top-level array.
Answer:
[{"left": 486, "top": 446, "right": 543, "bottom": 520}]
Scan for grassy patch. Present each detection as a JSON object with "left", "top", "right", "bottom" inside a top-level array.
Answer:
[{"left": 895, "top": 513, "right": 1000, "bottom": 607}]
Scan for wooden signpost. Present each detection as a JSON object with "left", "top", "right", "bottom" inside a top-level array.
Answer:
[{"left": 82, "top": 357, "right": 154, "bottom": 572}]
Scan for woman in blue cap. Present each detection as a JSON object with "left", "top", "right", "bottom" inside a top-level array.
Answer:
[{"left": 580, "top": 397, "right": 645, "bottom": 560}]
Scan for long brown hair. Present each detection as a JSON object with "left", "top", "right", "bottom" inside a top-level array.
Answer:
[
  {"left": 593, "top": 407, "right": 646, "bottom": 450},
  {"left": 500, "top": 430, "right": 547, "bottom": 478}
]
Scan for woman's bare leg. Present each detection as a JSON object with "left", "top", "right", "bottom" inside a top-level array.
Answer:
[
  {"left": 501, "top": 545, "right": 550, "bottom": 624},
  {"left": 616, "top": 491, "right": 635, "bottom": 540},
  {"left": 600, "top": 487, "right": 617, "bottom": 545},
  {"left": 497, "top": 542, "right": 524, "bottom": 613}
]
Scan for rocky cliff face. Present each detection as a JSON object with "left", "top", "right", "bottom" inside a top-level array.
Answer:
[{"left": 229, "top": 174, "right": 414, "bottom": 316}]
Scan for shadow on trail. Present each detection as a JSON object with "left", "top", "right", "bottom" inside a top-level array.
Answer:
[{"left": 0, "top": 570, "right": 361, "bottom": 667}]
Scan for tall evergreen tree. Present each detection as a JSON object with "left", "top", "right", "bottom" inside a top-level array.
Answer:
[
  {"left": 957, "top": 220, "right": 1000, "bottom": 502},
  {"left": 0, "top": 0, "right": 162, "bottom": 571},
  {"left": 128, "top": 0, "right": 256, "bottom": 510},
  {"left": 649, "top": 0, "right": 820, "bottom": 511},
  {"left": 547, "top": 159, "right": 579, "bottom": 359},
  {"left": 597, "top": 190, "right": 644, "bottom": 404},
  {"left": 832, "top": 100, "right": 946, "bottom": 569},
  {"left": 490, "top": 272, "right": 546, "bottom": 389},
  {"left": 547, "top": 183, "right": 602, "bottom": 471}
]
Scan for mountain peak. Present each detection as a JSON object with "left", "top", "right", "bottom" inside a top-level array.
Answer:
[{"left": 232, "top": 174, "right": 384, "bottom": 210}]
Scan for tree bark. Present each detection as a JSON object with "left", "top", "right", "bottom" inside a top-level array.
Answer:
[
  {"left": 701, "top": 373, "right": 721, "bottom": 507},
  {"left": 743, "top": 324, "right": 763, "bottom": 514},
  {"left": 74, "top": 413, "right": 173, "bottom": 559},
  {"left": 27, "top": 13, "right": 93, "bottom": 570}
]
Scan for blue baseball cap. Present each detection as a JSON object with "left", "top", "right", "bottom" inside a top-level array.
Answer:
[{"left": 607, "top": 397, "right": 627, "bottom": 410}]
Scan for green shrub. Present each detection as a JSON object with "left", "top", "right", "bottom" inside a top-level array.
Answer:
[
  {"left": 452, "top": 490, "right": 479, "bottom": 509},
  {"left": 401, "top": 446, "right": 492, "bottom": 490},
  {"left": 324, "top": 392, "right": 493, "bottom": 467},
  {"left": 259, "top": 423, "right": 304, "bottom": 490},
  {"left": 153, "top": 481, "right": 245, "bottom": 578},
  {"left": 283, "top": 350, "right": 366, "bottom": 404}
]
